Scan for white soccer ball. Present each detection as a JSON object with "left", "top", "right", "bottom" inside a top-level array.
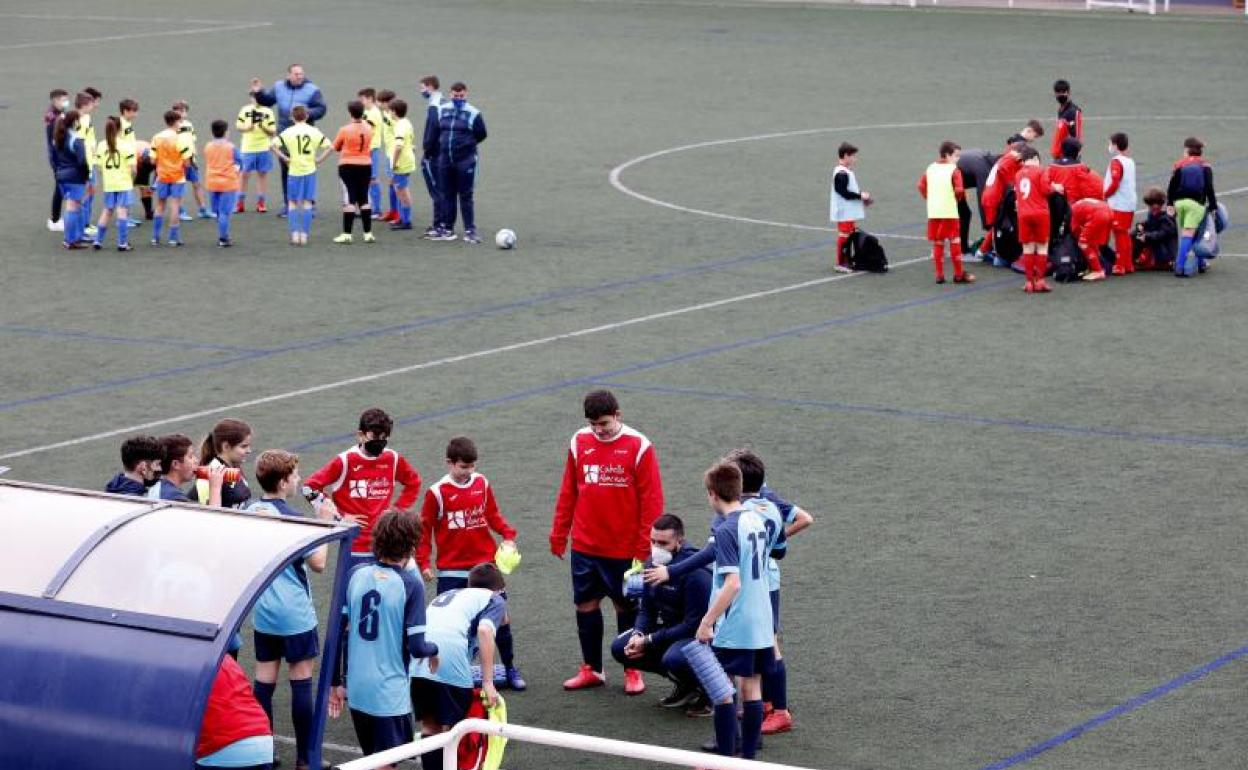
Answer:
[{"left": 495, "top": 228, "right": 517, "bottom": 250}]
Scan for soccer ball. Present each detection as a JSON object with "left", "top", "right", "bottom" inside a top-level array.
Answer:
[{"left": 495, "top": 228, "right": 517, "bottom": 250}]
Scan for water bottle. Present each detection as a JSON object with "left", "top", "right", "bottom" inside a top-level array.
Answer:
[
  {"left": 624, "top": 572, "right": 645, "bottom": 599},
  {"left": 681, "top": 640, "right": 734, "bottom": 703},
  {"left": 195, "top": 466, "right": 242, "bottom": 483}
]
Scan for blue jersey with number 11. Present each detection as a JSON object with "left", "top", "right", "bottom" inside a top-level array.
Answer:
[{"left": 710, "top": 509, "right": 774, "bottom": 650}]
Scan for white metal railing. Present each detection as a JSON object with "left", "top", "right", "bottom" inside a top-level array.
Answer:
[{"left": 333, "top": 718, "right": 823, "bottom": 770}]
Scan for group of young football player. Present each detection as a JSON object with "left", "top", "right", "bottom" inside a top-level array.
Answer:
[
  {"left": 104, "top": 390, "right": 815, "bottom": 769},
  {"left": 45, "top": 74, "right": 487, "bottom": 253}
]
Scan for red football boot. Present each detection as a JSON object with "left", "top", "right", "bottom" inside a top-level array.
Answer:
[{"left": 562, "top": 664, "right": 606, "bottom": 691}]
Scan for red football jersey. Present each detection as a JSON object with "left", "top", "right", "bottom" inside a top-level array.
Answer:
[
  {"left": 417, "top": 472, "right": 517, "bottom": 572},
  {"left": 197, "top": 656, "right": 271, "bottom": 759},
  {"left": 551, "top": 425, "right": 665, "bottom": 561},
  {"left": 1048, "top": 162, "right": 1091, "bottom": 203},
  {"left": 305, "top": 445, "right": 421, "bottom": 554},
  {"left": 1014, "top": 165, "right": 1054, "bottom": 217},
  {"left": 1071, "top": 199, "right": 1113, "bottom": 245}
]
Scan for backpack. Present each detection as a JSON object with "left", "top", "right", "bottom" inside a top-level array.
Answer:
[
  {"left": 993, "top": 188, "right": 1022, "bottom": 264},
  {"left": 840, "top": 230, "right": 889, "bottom": 273},
  {"left": 1194, "top": 211, "right": 1220, "bottom": 260},
  {"left": 1050, "top": 232, "right": 1085, "bottom": 283}
]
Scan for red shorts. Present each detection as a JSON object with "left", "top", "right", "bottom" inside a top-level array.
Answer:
[
  {"left": 1109, "top": 209, "right": 1134, "bottom": 232},
  {"left": 1017, "top": 213, "right": 1050, "bottom": 245},
  {"left": 1078, "top": 215, "right": 1112, "bottom": 248},
  {"left": 926, "top": 218, "right": 959, "bottom": 242},
  {"left": 836, "top": 221, "right": 857, "bottom": 235}
]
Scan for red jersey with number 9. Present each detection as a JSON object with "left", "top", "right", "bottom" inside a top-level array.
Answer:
[
  {"left": 1015, "top": 165, "right": 1054, "bottom": 217},
  {"left": 334, "top": 121, "right": 373, "bottom": 165}
]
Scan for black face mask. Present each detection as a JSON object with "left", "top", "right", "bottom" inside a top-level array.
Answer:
[
  {"left": 362, "top": 438, "right": 388, "bottom": 457},
  {"left": 1056, "top": 94, "right": 1069, "bottom": 105}
]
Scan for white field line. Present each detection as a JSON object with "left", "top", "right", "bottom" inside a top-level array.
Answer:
[
  {"left": 0, "top": 13, "right": 238, "bottom": 23},
  {"left": 0, "top": 21, "right": 273, "bottom": 51},
  {"left": 0, "top": 256, "right": 931, "bottom": 461},
  {"left": 608, "top": 116, "right": 1248, "bottom": 234},
  {"left": 274, "top": 734, "right": 361, "bottom": 756}
]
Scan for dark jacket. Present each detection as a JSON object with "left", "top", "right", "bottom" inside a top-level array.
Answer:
[
  {"left": 1167, "top": 160, "right": 1217, "bottom": 210},
  {"left": 1136, "top": 209, "right": 1178, "bottom": 267},
  {"left": 636, "top": 543, "right": 712, "bottom": 647},
  {"left": 423, "top": 100, "right": 487, "bottom": 163},
  {"left": 253, "top": 79, "right": 326, "bottom": 131},
  {"left": 51, "top": 132, "right": 88, "bottom": 184},
  {"left": 105, "top": 473, "right": 147, "bottom": 496}
]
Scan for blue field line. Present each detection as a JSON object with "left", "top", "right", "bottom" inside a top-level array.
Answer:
[
  {"left": 588, "top": 382, "right": 1248, "bottom": 451},
  {"left": 290, "top": 278, "right": 1007, "bottom": 451},
  {"left": 0, "top": 236, "right": 843, "bottom": 414},
  {"left": 0, "top": 324, "right": 264, "bottom": 353},
  {"left": 977, "top": 641, "right": 1248, "bottom": 769}
]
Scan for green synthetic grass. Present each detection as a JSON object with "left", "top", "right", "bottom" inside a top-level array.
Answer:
[{"left": 2, "top": 1, "right": 1248, "bottom": 768}]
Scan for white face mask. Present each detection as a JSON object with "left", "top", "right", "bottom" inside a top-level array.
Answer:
[{"left": 650, "top": 545, "right": 674, "bottom": 566}]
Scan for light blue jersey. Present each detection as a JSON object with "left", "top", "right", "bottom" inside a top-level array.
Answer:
[
  {"left": 748, "top": 486, "right": 797, "bottom": 592},
  {"left": 410, "top": 587, "right": 506, "bottom": 689},
  {"left": 246, "top": 498, "right": 318, "bottom": 636},
  {"left": 710, "top": 509, "right": 774, "bottom": 650},
  {"left": 344, "top": 562, "right": 436, "bottom": 717}
]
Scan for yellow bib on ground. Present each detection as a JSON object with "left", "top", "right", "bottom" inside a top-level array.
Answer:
[{"left": 925, "top": 162, "right": 958, "bottom": 219}]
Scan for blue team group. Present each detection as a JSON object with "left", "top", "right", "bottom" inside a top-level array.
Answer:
[{"left": 102, "top": 389, "right": 816, "bottom": 769}]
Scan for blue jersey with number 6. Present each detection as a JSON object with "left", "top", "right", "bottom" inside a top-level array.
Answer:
[
  {"left": 710, "top": 509, "right": 774, "bottom": 650},
  {"left": 345, "top": 562, "right": 431, "bottom": 716}
]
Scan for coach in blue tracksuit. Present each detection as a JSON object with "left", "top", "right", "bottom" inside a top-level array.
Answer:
[
  {"left": 611, "top": 514, "right": 711, "bottom": 711},
  {"left": 249, "top": 65, "right": 327, "bottom": 214},
  {"left": 423, "top": 81, "right": 487, "bottom": 243}
]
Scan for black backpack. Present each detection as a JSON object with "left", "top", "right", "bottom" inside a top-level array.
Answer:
[
  {"left": 840, "top": 230, "right": 889, "bottom": 273},
  {"left": 993, "top": 187, "right": 1022, "bottom": 264},
  {"left": 1050, "top": 232, "right": 1085, "bottom": 283}
]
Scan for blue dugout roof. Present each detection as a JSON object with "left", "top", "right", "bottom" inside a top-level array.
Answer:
[{"left": 0, "top": 480, "right": 357, "bottom": 770}]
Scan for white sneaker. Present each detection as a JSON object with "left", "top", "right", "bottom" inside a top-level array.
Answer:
[
  {"left": 83, "top": 225, "right": 98, "bottom": 237},
  {"left": 47, "top": 219, "right": 63, "bottom": 232},
  {"left": 833, "top": 264, "right": 854, "bottom": 273}
]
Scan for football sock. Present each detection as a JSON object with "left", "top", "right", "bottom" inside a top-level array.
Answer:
[
  {"left": 616, "top": 607, "right": 638, "bottom": 637},
  {"left": 713, "top": 702, "right": 738, "bottom": 756},
  {"left": 117, "top": 219, "right": 129, "bottom": 247},
  {"left": 288, "top": 208, "right": 300, "bottom": 235},
  {"left": 361, "top": 209, "right": 372, "bottom": 234},
  {"left": 343, "top": 211, "right": 356, "bottom": 234},
  {"left": 290, "top": 678, "right": 314, "bottom": 763},
  {"left": 62, "top": 209, "right": 77, "bottom": 244},
  {"left": 168, "top": 224, "right": 180, "bottom": 243},
  {"left": 1084, "top": 246, "right": 1101, "bottom": 273},
  {"left": 932, "top": 243, "right": 946, "bottom": 280},
  {"left": 141, "top": 194, "right": 153, "bottom": 219},
  {"left": 836, "top": 234, "right": 848, "bottom": 265},
  {"left": 388, "top": 185, "right": 398, "bottom": 214},
  {"left": 979, "top": 230, "right": 994, "bottom": 254},
  {"left": 369, "top": 182, "right": 381, "bottom": 213},
  {"left": 497, "top": 623, "right": 515, "bottom": 667},
  {"left": 303, "top": 208, "right": 315, "bottom": 235},
  {"left": 152, "top": 213, "right": 163, "bottom": 240},
  {"left": 1177, "top": 235, "right": 1195, "bottom": 275},
  {"left": 767, "top": 660, "right": 788, "bottom": 711},
  {"left": 252, "top": 680, "right": 276, "bottom": 727},
  {"left": 400, "top": 204, "right": 412, "bottom": 226},
  {"left": 95, "top": 223, "right": 107, "bottom": 246},
  {"left": 575, "top": 609, "right": 604, "bottom": 672},
  {"left": 950, "top": 242, "right": 964, "bottom": 278},
  {"left": 217, "top": 211, "right": 230, "bottom": 242},
  {"left": 741, "top": 700, "right": 765, "bottom": 759}
]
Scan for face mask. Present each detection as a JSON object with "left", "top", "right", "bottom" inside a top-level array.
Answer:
[
  {"left": 452, "top": 98, "right": 466, "bottom": 109},
  {"left": 362, "top": 438, "right": 388, "bottom": 457},
  {"left": 650, "top": 545, "right": 673, "bottom": 566},
  {"left": 56, "top": 99, "right": 69, "bottom": 112},
  {"left": 421, "top": 91, "right": 432, "bottom": 100},
  {"left": 1056, "top": 94, "right": 1069, "bottom": 105}
]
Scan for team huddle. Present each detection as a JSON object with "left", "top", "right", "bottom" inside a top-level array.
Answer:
[
  {"left": 103, "top": 391, "right": 815, "bottom": 769},
  {"left": 831, "top": 79, "right": 1226, "bottom": 287},
  {"left": 45, "top": 68, "right": 488, "bottom": 252}
]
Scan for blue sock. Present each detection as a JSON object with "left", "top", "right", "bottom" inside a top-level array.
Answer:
[
  {"left": 302, "top": 208, "right": 314, "bottom": 234},
  {"left": 70, "top": 209, "right": 83, "bottom": 243},
  {"left": 765, "top": 659, "right": 788, "bottom": 710},
  {"left": 252, "top": 680, "right": 275, "bottom": 727},
  {"left": 95, "top": 222, "right": 107, "bottom": 246},
  {"left": 713, "top": 702, "right": 737, "bottom": 756},
  {"left": 1177, "top": 235, "right": 1195, "bottom": 275},
  {"left": 288, "top": 207, "right": 300, "bottom": 235},
  {"left": 153, "top": 213, "right": 163, "bottom": 240},
  {"left": 118, "top": 219, "right": 129, "bottom": 247},
  {"left": 575, "top": 610, "right": 604, "bottom": 673},
  {"left": 400, "top": 204, "right": 411, "bottom": 226},
  {"left": 741, "top": 699, "right": 765, "bottom": 759},
  {"left": 290, "top": 678, "right": 314, "bottom": 764},
  {"left": 369, "top": 181, "right": 381, "bottom": 213},
  {"left": 62, "top": 209, "right": 77, "bottom": 245},
  {"left": 388, "top": 185, "right": 398, "bottom": 213},
  {"left": 169, "top": 224, "right": 180, "bottom": 243}
]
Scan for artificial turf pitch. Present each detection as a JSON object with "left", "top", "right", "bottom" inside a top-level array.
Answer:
[{"left": 1, "top": 1, "right": 1247, "bottom": 767}]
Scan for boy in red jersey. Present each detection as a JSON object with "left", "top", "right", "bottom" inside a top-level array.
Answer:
[
  {"left": 1015, "top": 146, "right": 1064, "bottom": 293},
  {"left": 1071, "top": 192, "right": 1113, "bottom": 282},
  {"left": 1051, "top": 79, "right": 1082, "bottom": 160},
  {"left": 196, "top": 655, "right": 274, "bottom": 769},
  {"left": 550, "top": 389, "right": 664, "bottom": 695},
  {"left": 917, "top": 141, "right": 975, "bottom": 285},
  {"left": 418, "top": 436, "right": 525, "bottom": 691},
  {"left": 1049, "top": 138, "right": 1092, "bottom": 205},
  {"left": 304, "top": 407, "right": 422, "bottom": 573}
]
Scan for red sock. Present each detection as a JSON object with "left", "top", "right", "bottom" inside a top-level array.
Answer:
[
  {"left": 1083, "top": 245, "right": 1101, "bottom": 273},
  {"left": 932, "top": 243, "right": 945, "bottom": 280},
  {"left": 836, "top": 234, "right": 848, "bottom": 266},
  {"left": 950, "top": 242, "right": 964, "bottom": 279},
  {"left": 980, "top": 230, "right": 994, "bottom": 254}
]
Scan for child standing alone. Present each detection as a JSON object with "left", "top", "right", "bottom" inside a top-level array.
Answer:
[{"left": 918, "top": 141, "right": 975, "bottom": 285}]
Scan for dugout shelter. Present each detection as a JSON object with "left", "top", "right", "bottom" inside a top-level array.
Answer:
[{"left": 0, "top": 480, "right": 357, "bottom": 770}]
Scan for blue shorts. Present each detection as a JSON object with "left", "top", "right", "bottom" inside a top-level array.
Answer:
[
  {"left": 253, "top": 628, "right": 319, "bottom": 663},
  {"left": 392, "top": 173, "right": 410, "bottom": 190},
  {"left": 155, "top": 181, "right": 185, "bottom": 199},
  {"left": 410, "top": 677, "right": 473, "bottom": 727},
  {"left": 185, "top": 164, "right": 200, "bottom": 183},
  {"left": 370, "top": 148, "right": 384, "bottom": 179},
  {"left": 287, "top": 173, "right": 316, "bottom": 202},
  {"left": 58, "top": 182, "right": 87, "bottom": 202},
  {"left": 770, "top": 589, "right": 781, "bottom": 634},
  {"left": 241, "top": 151, "right": 273, "bottom": 174},
  {"left": 714, "top": 646, "right": 775, "bottom": 678},
  {"left": 571, "top": 550, "right": 632, "bottom": 605},
  {"left": 103, "top": 190, "right": 133, "bottom": 209},
  {"left": 349, "top": 709, "right": 413, "bottom": 757}
]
